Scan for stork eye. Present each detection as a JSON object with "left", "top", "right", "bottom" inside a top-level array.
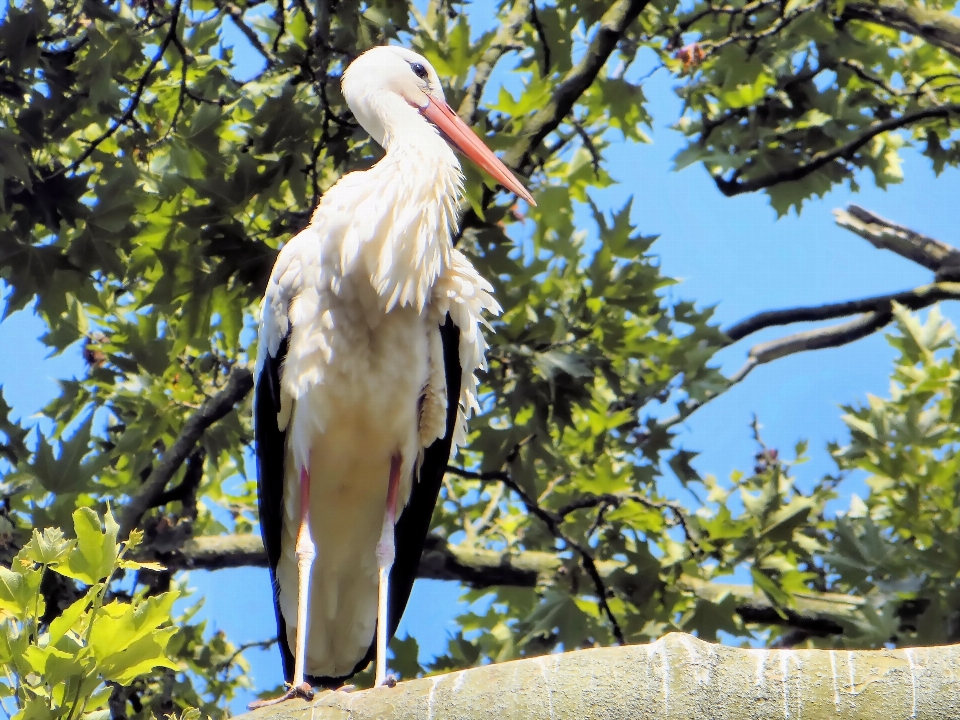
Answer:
[{"left": 410, "top": 62, "right": 428, "bottom": 80}]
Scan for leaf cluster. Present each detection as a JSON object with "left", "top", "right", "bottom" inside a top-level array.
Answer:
[{"left": 0, "top": 507, "right": 178, "bottom": 719}]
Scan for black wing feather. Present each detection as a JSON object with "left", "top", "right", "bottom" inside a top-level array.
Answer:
[
  {"left": 254, "top": 335, "right": 296, "bottom": 683},
  {"left": 256, "top": 318, "right": 462, "bottom": 686}
]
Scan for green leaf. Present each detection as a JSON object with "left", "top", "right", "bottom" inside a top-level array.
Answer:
[
  {"left": 98, "top": 628, "right": 179, "bottom": 685},
  {"left": 23, "top": 414, "right": 99, "bottom": 495},
  {"left": 23, "top": 527, "right": 74, "bottom": 567},
  {"left": 59, "top": 507, "right": 119, "bottom": 585}
]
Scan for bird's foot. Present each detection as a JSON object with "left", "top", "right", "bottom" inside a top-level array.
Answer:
[
  {"left": 378, "top": 674, "right": 398, "bottom": 688},
  {"left": 247, "top": 682, "right": 314, "bottom": 709}
]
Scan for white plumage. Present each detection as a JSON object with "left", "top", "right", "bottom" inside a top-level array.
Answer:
[{"left": 253, "top": 44, "right": 533, "bottom": 702}]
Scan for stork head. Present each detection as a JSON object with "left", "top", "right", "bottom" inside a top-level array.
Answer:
[{"left": 342, "top": 45, "right": 535, "bottom": 205}]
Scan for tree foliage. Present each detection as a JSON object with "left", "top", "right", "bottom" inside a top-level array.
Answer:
[{"left": 0, "top": 0, "right": 959, "bottom": 716}]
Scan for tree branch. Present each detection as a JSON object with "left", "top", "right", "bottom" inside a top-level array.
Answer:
[
  {"left": 168, "top": 532, "right": 862, "bottom": 636},
  {"left": 504, "top": 0, "right": 650, "bottom": 170},
  {"left": 119, "top": 367, "right": 254, "bottom": 538},
  {"left": 834, "top": 204, "right": 960, "bottom": 275},
  {"left": 457, "top": 0, "right": 530, "bottom": 125},
  {"left": 723, "top": 205, "right": 960, "bottom": 343},
  {"left": 724, "top": 283, "right": 960, "bottom": 342},
  {"left": 446, "top": 464, "right": 627, "bottom": 644},
  {"left": 59, "top": 0, "right": 183, "bottom": 176},
  {"left": 843, "top": 0, "right": 960, "bottom": 61},
  {"left": 728, "top": 311, "right": 895, "bottom": 384},
  {"left": 713, "top": 104, "right": 960, "bottom": 196}
]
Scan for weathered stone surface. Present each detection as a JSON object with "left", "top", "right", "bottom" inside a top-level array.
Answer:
[{"left": 236, "top": 632, "right": 960, "bottom": 719}]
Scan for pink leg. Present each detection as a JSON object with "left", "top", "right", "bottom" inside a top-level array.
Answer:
[
  {"left": 247, "top": 465, "right": 315, "bottom": 709},
  {"left": 293, "top": 465, "right": 316, "bottom": 691},
  {"left": 375, "top": 453, "right": 402, "bottom": 687}
]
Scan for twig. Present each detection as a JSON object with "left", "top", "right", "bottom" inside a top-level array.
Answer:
[
  {"left": 834, "top": 205, "right": 960, "bottom": 273},
  {"left": 216, "top": 637, "right": 278, "bottom": 674},
  {"left": 457, "top": 0, "right": 531, "bottom": 124},
  {"left": 713, "top": 104, "right": 960, "bottom": 196},
  {"left": 215, "top": 0, "right": 277, "bottom": 68},
  {"left": 447, "top": 465, "right": 626, "bottom": 644},
  {"left": 504, "top": 0, "right": 650, "bottom": 170},
  {"left": 724, "top": 283, "right": 960, "bottom": 342},
  {"left": 57, "top": 0, "right": 184, "bottom": 176},
  {"left": 120, "top": 367, "right": 254, "bottom": 538},
  {"left": 571, "top": 117, "right": 602, "bottom": 174},
  {"left": 555, "top": 492, "right": 701, "bottom": 551},
  {"left": 529, "top": 0, "right": 552, "bottom": 77}
]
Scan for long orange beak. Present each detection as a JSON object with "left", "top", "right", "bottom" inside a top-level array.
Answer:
[{"left": 421, "top": 97, "right": 536, "bottom": 206}]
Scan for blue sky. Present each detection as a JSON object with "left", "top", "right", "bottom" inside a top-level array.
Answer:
[{"left": 2, "top": 5, "right": 959, "bottom": 712}]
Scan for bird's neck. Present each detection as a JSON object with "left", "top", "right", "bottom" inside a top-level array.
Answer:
[{"left": 358, "top": 95, "right": 463, "bottom": 313}]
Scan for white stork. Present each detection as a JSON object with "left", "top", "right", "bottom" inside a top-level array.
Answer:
[{"left": 252, "top": 45, "right": 534, "bottom": 704}]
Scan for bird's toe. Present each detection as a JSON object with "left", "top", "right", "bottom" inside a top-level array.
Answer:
[{"left": 246, "top": 682, "right": 315, "bottom": 710}]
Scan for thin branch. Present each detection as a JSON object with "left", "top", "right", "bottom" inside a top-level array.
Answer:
[
  {"left": 457, "top": 0, "right": 531, "bottom": 125},
  {"left": 555, "top": 492, "right": 702, "bottom": 551},
  {"left": 728, "top": 311, "right": 895, "bottom": 384},
  {"left": 58, "top": 0, "right": 183, "bottom": 176},
  {"left": 529, "top": 0, "right": 552, "bottom": 77},
  {"left": 713, "top": 104, "right": 960, "bottom": 196},
  {"left": 447, "top": 465, "right": 626, "bottom": 644},
  {"left": 504, "top": 0, "right": 650, "bottom": 171},
  {"left": 842, "top": 0, "right": 960, "bottom": 61},
  {"left": 834, "top": 205, "right": 960, "bottom": 274},
  {"left": 215, "top": 638, "right": 278, "bottom": 674},
  {"left": 215, "top": 0, "right": 277, "bottom": 68},
  {"left": 119, "top": 367, "right": 254, "bottom": 538},
  {"left": 724, "top": 283, "right": 960, "bottom": 342}
]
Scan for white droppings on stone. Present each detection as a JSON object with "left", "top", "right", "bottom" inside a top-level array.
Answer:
[
  {"left": 829, "top": 650, "right": 840, "bottom": 711},
  {"left": 792, "top": 652, "right": 802, "bottom": 719},
  {"left": 538, "top": 657, "right": 555, "bottom": 720},
  {"left": 847, "top": 650, "right": 856, "bottom": 695},
  {"left": 426, "top": 675, "right": 442, "bottom": 720},
  {"left": 678, "top": 633, "right": 713, "bottom": 686},
  {"left": 756, "top": 649, "right": 768, "bottom": 688},
  {"left": 645, "top": 637, "right": 671, "bottom": 712},
  {"left": 780, "top": 652, "right": 790, "bottom": 719},
  {"left": 453, "top": 670, "right": 467, "bottom": 694},
  {"left": 904, "top": 648, "right": 918, "bottom": 719}
]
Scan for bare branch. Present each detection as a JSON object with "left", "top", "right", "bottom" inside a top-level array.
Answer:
[
  {"left": 166, "top": 533, "right": 859, "bottom": 637},
  {"left": 457, "top": 0, "right": 531, "bottom": 125},
  {"left": 724, "top": 283, "right": 960, "bottom": 342},
  {"left": 120, "top": 367, "right": 254, "bottom": 538},
  {"left": 504, "top": 0, "right": 650, "bottom": 170},
  {"left": 834, "top": 205, "right": 960, "bottom": 274},
  {"left": 729, "top": 311, "right": 895, "bottom": 384}
]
